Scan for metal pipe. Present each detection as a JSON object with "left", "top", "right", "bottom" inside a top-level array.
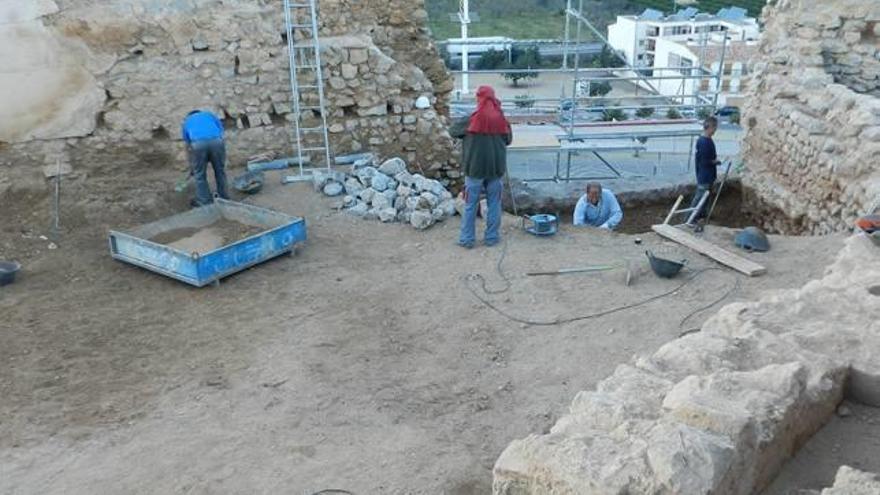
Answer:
[
  {"left": 713, "top": 33, "right": 728, "bottom": 109},
  {"left": 450, "top": 65, "right": 714, "bottom": 75},
  {"left": 562, "top": 0, "right": 572, "bottom": 68},
  {"left": 460, "top": 0, "right": 470, "bottom": 95},
  {"left": 451, "top": 70, "right": 717, "bottom": 81}
]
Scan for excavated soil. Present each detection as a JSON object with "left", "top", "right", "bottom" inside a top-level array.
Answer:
[
  {"left": 0, "top": 169, "right": 860, "bottom": 494},
  {"left": 149, "top": 219, "right": 264, "bottom": 253}
]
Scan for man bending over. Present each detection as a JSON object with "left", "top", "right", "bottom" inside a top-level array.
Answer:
[{"left": 573, "top": 182, "right": 622, "bottom": 230}]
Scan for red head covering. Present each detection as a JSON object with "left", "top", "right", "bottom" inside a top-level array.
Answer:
[{"left": 467, "top": 85, "right": 510, "bottom": 135}]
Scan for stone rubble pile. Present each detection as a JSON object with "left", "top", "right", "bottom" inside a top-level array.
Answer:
[
  {"left": 313, "top": 156, "right": 458, "bottom": 230},
  {"left": 493, "top": 235, "right": 880, "bottom": 495}
]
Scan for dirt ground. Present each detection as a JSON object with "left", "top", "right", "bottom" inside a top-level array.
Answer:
[{"left": 0, "top": 168, "right": 863, "bottom": 494}]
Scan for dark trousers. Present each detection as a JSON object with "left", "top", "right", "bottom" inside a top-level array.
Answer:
[
  {"left": 688, "top": 182, "right": 714, "bottom": 221},
  {"left": 189, "top": 139, "right": 228, "bottom": 205}
]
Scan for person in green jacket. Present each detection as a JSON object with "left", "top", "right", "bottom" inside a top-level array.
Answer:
[{"left": 450, "top": 85, "right": 513, "bottom": 248}]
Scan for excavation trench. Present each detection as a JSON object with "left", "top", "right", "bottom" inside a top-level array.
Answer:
[{"left": 503, "top": 179, "right": 750, "bottom": 234}]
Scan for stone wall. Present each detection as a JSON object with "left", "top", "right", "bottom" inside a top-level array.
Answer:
[
  {"left": 493, "top": 234, "right": 880, "bottom": 494},
  {"left": 0, "top": 0, "right": 456, "bottom": 198},
  {"left": 741, "top": 0, "right": 880, "bottom": 234}
]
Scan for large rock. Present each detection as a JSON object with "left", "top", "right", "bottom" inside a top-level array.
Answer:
[
  {"left": 821, "top": 466, "right": 880, "bottom": 495},
  {"left": 396, "top": 171, "right": 417, "bottom": 187},
  {"left": 355, "top": 166, "right": 378, "bottom": 187},
  {"left": 420, "top": 191, "right": 439, "bottom": 209},
  {"left": 344, "top": 177, "right": 364, "bottom": 196},
  {"left": 378, "top": 207, "right": 397, "bottom": 223},
  {"left": 371, "top": 192, "right": 391, "bottom": 210},
  {"left": 370, "top": 172, "right": 392, "bottom": 192},
  {"left": 0, "top": 1, "right": 107, "bottom": 143},
  {"left": 439, "top": 198, "right": 457, "bottom": 217},
  {"left": 346, "top": 201, "right": 368, "bottom": 217},
  {"left": 415, "top": 175, "right": 447, "bottom": 197},
  {"left": 378, "top": 157, "right": 407, "bottom": 176},
  {"left": 312, "top": 169, "right": 345, "bottom": 192},
  {"left": 410, "top": 210, "right": 434, "bottom": 230},
  {"left": 396, "top": 185, "right": 414, "bottom": 198},
  {"left": 323, "top": 181, "right": 344, "bottom": 196},
  {"left": 358, "top": 187, "right": 376, "bottom": 204}
]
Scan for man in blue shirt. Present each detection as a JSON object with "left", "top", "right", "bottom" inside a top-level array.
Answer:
[
  {"left": 573, "top": 182, "right": 623, "bottom": 230},
  {"left": 689, "top": 116, "right": 722, "bottom": 223},
  {"left": 182, "top": 110, "right": 228, "bottom": 207}
]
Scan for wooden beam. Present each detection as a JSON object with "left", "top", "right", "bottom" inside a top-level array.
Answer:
[{"left": 652, "top": 224, "right": 767, "bottom": 277}]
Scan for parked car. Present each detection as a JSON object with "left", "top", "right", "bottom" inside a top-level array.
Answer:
[{"left": 716, "top": 106, "right": 740, "bottom": 117}]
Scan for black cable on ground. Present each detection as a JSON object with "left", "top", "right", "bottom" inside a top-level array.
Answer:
[
  {"left": 677, "top": 273, "right": 742, "bottom": 336},
  {"left": 476, "top": 235, "right": 512, "bottom": 295},
  {"left": 472, "top": 175, "right": 740, "bottom": 329},
  {"left": 464, "top": 267, "right": 729, "bottom": 327}
]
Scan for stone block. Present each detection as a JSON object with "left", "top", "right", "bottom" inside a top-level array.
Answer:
[
  {"left": 341, "top": 63, "right": 357, "bottom": 79},
  {"left": 494, "top": 235, "right": 880, "bottom": 495},
  {"left": 821, "top": 466, "right": 880, "bottom": 495},
  {"left": 349, "top": 48, "right": 368, "bottom": 64}
]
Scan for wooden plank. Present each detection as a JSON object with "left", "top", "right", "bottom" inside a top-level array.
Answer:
[{"left": 652, "top": 224, "right": 767, "bottom": 277}]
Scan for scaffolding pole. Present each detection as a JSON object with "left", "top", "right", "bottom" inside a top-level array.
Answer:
[{"left": 459, "top": 0, "right": 471, "bottom": 95}]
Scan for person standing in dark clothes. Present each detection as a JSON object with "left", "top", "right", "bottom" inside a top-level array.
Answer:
[
  {"left": 449, "top": 86, "right": 513, "bottom": 249},
  {"left": 689, "top": 116, "right": 721, "bottom": 224},
  {"left": 182, "top": 109, "right": 229, "bottom": 207}
]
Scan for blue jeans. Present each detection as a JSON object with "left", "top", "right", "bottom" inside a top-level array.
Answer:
[
  {"left": 190, "top": 139, "right": 229, "bottom": 205},
  {"left": 459, "top": 176, "right": 503, "bottom": 247}
]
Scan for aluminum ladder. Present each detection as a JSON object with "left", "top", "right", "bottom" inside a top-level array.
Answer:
[
  {"left": 283, "top": 0, "right": 332, "bottom": 182},
  {"left": 663, "top": 160, "right": 733, "bottom": 228}
]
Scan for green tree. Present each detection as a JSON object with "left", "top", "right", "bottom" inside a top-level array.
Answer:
[
  {"left": 589, "top": 81, "right": 612, "bottom": 97},
  {"left": 476, "top": 48, "right": 506, "bottom": 70},
  {"left": 598, "top": 45, "right": 624, "bottom": 68},
  {"left": 666, "top": 108, "right": 682, "bottom": 120},
  {"left": 503, "top": 68, "right": 538, "bottom": 87},
  {"left": 636, "top": 106, "right": 655, "bottom": 118},
  {"left": 514, "top": 45, "right": 542, "bottom": 68},
  {"left": 502, "top": 46, "right": 542, "bottom": 87},
  {"left": 696, "top": 107, "right": 714, "bottom": 120},
  {"left": 602, "top": 108, "right": 627, "bottom": 121}
]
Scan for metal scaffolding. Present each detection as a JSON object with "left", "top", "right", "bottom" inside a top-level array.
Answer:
[{"left": 446, "top": 0, "right": 728, "bottom": 183}]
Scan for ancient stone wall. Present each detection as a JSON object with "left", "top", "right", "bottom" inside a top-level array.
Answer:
[
  {"left": 493, "top": 234, "right": 880, "bottom": 494},
  {"left": 741, "top": 0, "right": 880, "bottom": 234},
  {"left": 0, "top": 0, "right": 456, "bottom": 198}
]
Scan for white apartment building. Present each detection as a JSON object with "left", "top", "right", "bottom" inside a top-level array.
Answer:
[{"left": 607, "top": 7, "right": 761, "bottom": 107}]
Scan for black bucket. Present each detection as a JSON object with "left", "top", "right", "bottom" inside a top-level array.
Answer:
[
  {"left": 0, "top": 261, "right": 21, "bottom": 286},
  {"left": 646, "top": 251, "right": 687, "bottom": 279}
]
